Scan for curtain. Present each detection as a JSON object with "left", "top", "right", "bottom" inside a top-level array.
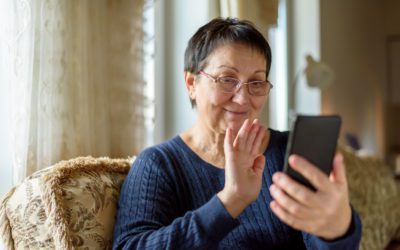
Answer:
[
  {"left": 1, "top": 0, "right": 146, "bottom": 184},
  {"left": 218, "top": 0, "right": 279, "bottom": 31}
]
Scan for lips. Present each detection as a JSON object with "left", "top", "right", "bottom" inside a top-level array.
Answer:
[{"left": 224, "top": 108, "right": 248, "bottom": 115}]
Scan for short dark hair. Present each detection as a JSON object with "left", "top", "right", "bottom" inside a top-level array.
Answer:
[{"left": 184, "top": 17, "right": 272, "bottom": 108}]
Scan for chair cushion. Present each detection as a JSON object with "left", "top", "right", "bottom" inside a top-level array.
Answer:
[
  {"left": 342, "top": 147, "right": 400, "bottom": 250},
  {"left": 0, "top": 156, "right": 132, "bottom": 250},
  {"left": 0, "top": 167, "right": 55, "bottom": 249}
]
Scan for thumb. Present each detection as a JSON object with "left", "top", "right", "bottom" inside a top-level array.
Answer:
[
  {"left": 329, "top": 153, "right": 347, "bottom": 184},
  {"left": 253, "top": 154, "right": 266, "bottom": 175}
]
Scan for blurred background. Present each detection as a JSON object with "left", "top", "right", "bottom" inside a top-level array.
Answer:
[{"left": 1, "top": 0, "right": 399, "bottom": 197}]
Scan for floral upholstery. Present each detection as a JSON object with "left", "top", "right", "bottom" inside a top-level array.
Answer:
[
  {"left": 1, "top": 167, "right": 55, "bottom": 249},
  {"left": 0, "top": 156, "right": 132, "bottom": 250}
]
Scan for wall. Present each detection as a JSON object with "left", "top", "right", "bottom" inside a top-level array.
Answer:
[
  {"left": 384, "top": 0, "right": 400, "bottom": 36},
  {"left": 320, "top": 0, "right": 387, "bottom": 156},
  {"left": 384, "top": 0, "right": 400, "bottom": 162}
]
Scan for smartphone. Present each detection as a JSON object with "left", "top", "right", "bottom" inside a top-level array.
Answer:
[{"left": 283, "top": 115, "right": 341, "bottom": 191}]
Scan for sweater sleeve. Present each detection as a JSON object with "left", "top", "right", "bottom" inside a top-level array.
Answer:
[
  {"left": 302, "top": 206, "right": 362, "bottom": 250},
  {"left": 112, "top": 148, "right": 239, "bottom": 250}
]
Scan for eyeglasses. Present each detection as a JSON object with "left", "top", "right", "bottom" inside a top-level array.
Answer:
[{"left": 199, "top": 71, "right": 273, "bottom": 96}]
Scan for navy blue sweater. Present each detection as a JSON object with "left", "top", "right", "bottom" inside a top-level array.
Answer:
[{"left": 113, "top": 129, "right": 362, "bottom": 249}]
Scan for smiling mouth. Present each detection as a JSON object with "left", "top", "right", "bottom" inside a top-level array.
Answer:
[{"left": 224, "top": 109, "right": 248, "bottom": 115}]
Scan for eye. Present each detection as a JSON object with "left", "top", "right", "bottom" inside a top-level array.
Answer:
[
  {"left": 250, "top": 81, "right": 266, "bottom": 87},
  {"left": 219, "top": 77, "right": 238, "bottom": 85}
]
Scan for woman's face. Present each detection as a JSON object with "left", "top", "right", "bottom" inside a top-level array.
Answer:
[{"left": 190, "top": 43, "right": 269, "bottom": 135}]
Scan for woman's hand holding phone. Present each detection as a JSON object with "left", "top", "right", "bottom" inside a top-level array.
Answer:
[{"left": 269, "top": 153, "right": 352, "bottom": 240}]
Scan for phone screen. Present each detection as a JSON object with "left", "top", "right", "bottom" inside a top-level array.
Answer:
[{"left": 283, "top": 115, "right": 341, "bottom": 191}]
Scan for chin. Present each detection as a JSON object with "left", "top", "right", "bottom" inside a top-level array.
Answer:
[{"left": 225, "top": 120, "right": 246, "bottom": 135}]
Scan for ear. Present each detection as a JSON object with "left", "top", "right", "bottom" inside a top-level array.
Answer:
[{"left": 184, "top": 71, "right": 197, "bottom": 101}]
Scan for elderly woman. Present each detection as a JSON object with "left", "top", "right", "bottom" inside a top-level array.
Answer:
[{"left": 113, "top": 18, "right": 361, "bottom": 249}]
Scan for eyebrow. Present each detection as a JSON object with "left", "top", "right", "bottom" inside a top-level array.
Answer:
[{"left": 217, "top": 65, "right": 266, "bottom": 74}]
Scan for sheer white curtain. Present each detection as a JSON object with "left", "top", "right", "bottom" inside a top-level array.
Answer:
[{"left": 1, "top": 0, "right": 146, "bottom": 184}]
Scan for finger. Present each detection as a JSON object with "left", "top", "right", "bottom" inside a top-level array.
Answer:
[
  {"left": 270, "top": 200, "right": 308, "bottom": 231},
  {"left": 224, "top": 127, "right": 233, "bottom": 152},
  {"left": 233, "top": 119, "right": 250, "bottom": 149},
  {"left": 245, "top": 119, "right": 260, "bottom": 152},
  {"left": 272, "top": 172, "right": 317, "bottom": 207},
  {"left": 329, "top": 153, "right": 347, "bottom": 185},
  {"left": 288, "top": 155, "right": 331, "bottom": 192},
  {"left": 269, "top": 184, "right": 311, "bottom": 219},
  {"left": 251, "top": 126, "right": 265, "bottom": 156}
]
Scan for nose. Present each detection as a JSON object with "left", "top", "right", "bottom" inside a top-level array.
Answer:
[{"left": 231, "top": 84, "right": 250, "bottom": 105}]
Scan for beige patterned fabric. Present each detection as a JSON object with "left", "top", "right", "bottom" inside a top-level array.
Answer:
[
  {"left": 0, "top": 167, "right": 55, "bottom": 250},
  {"left": 0, "top": 156, "right": 132, "bottom": 250},
  {"left": 341, "top": 146, "right": 400, "bottom": 250}
]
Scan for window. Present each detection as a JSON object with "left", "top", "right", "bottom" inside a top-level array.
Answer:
[
  {"left": 143, "top": 0, "right": 155, "bottom": 146},
  {"left": 0, "top": 0, "right": 13, "bottom": 196},
  {"left": 268, "top": 0, "right": 289, "bottom": 131}
]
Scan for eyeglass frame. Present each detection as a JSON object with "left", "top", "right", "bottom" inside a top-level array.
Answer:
[{"left": 198, "top": 70, "right": 273, "bottom": 96}]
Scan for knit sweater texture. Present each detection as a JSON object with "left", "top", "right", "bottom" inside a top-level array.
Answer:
[{"left": 113, "top": 129, "right": 362, "bottom": 249}]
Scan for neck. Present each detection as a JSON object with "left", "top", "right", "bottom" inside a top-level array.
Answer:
[{"left": 182, "top": 121, "right": 226, "bottom": 167}]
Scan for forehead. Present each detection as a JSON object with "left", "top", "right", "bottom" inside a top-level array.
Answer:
[{"left": 204, "top": 43, "right": 267, "bottom": 70}]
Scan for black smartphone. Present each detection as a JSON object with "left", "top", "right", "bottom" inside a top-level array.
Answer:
[{"left": 283, "top": 115, "right": 342, "bottom": 191}]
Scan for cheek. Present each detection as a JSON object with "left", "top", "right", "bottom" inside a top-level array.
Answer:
[
  {"left": 253, "top": 97, "right": 268, "bottom": 111},
  {"left": 199, "top": 93, "right": 231, "bottom": 124},
  {"left": 198, "top": 91, "right": 230, "bottom": 109},
  {"left": 213, "top": 93, "right": 232, "bottom": 106},
  {"left": 249, "top": 97, "right": 268, "bottom": 120}
]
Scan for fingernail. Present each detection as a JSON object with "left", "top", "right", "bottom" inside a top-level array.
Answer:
[
  {"left": 269, "top": 185, "right": 276, "bottom": 192},
  {"left": 272, "top": 173, "right": 281, "bottom": 182},
  {"left": 289, "top": 155, "right": 299, "bottom": 167}
]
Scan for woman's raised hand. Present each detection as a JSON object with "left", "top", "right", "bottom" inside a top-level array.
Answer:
[
  {"left": 217, "top": 119, "right": 266, "bottom": 218},
  {"left": 269, "top": 153, "right": 352, "bottom": 240}
]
